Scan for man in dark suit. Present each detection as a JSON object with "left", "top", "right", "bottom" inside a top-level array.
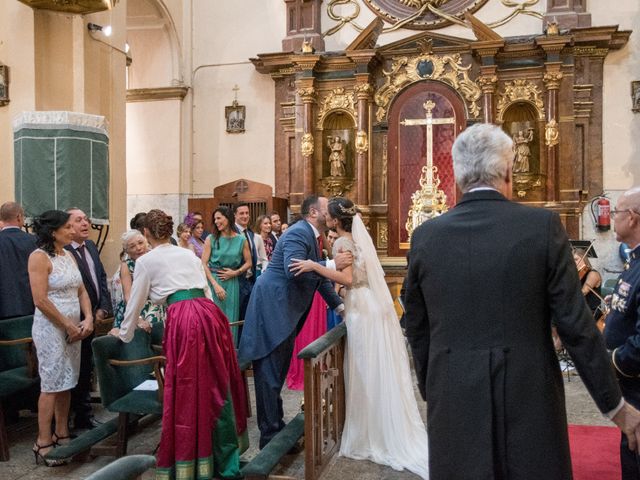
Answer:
[
  {"left": 405, "top": 123, "right": 640, "bottom": 479},
  {"left": 239, "top": 195, "right": 349, "bottom": 448},
  {"left": 0, "top": 202, "right": 37, "bottom": 319},
  {"left": 269, "top": 211, "right": 282, "bottom": 241},
  {"left": 65, "top": 208, "right": 112, "bottom": 429},
  {"left": 605, "top": 186, "right": 640, "bottom": 479},
  {"left": 234, "top": 202, "right": 258, "bottom": 324}
]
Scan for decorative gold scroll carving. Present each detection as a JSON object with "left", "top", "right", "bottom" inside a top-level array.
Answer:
[
  {"left": 374, "top": 50, "right": 481, "bottom": 122},
  {"left": 326, "top": 0, "right": 539, "bottom": 36},
  {"left": 476, "top": 75, "right": 498, "bottom": 94},
  {"left": 320, "top": 177, "right": 355, "bottom": 197},
  {"left": 301, "top": 133, "right": 315, "bottom": 157},
  {"left": 18, "top": 0, "right": 118, "bottom": 14},
  {"left": 377, "top": 221, "right": 388, "bottom": 249},
  {"left": 317, "top": 87, "right": 358, "bottom": 123},
  {"left": 355, "top": 130, "right": 369, "bottom": 154},
  {"left": 543, "top": 71, "right": 563, "bottom": 90},
  {"left": 297, "top": 87, "right": 316, "bottom": 102},
  {"left": 545, "top": 119, "right": 559, "bottom": 147},
  {"left": 496, "top": 79, "right": 545, "bottom": 122},
  {"left": 353, "top": 83, "right": 374, "bottom": 99},
  {"left": 573, "top": 46, "right": 609, "bottom": 57}
]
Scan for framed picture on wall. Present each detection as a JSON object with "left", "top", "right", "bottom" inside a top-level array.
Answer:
[
  {"left": 632, "top": 81, "right": 640, "bottom": 113},
  {"left": 225, "top": 101, "right": 246, "bottom": 133}
]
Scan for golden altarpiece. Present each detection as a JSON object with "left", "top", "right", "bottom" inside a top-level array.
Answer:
[{"left": 252, "top": 7, "right": 629, "bottom": 273}]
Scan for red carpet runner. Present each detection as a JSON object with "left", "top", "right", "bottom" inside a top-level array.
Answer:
[{"left": 569, "top": 424, "right": 620, "bottom": 480}]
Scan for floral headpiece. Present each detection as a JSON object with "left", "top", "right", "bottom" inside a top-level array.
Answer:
[
  {"left": 183, "top": 212, "right": 197, "bottom": 228},
  {"left": 339, "top": 203, "right": 357, "bottom": 215}
]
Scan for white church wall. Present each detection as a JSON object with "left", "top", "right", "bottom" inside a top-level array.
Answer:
[
  {"left": 0, "top": 2, "right": 36, "bottom": 203},
  {"left": 187, "top": 0, "right": 284, "bottom": 196},
  {"left": 583, "top": 0, "right": 640, "bottom": 282},
  {"left": 126, "top": 99, "right": 182, "bottom": 223}
]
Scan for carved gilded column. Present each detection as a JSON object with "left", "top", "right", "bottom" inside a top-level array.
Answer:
[
  {"left": 297, "top": 83, "right": 316, "bottom": 196},
  {"left": 543, "top": 68, "right": 563, "bottom": 206},
  {"left": 471, "top": 40, "right": 503, "bottom": 124},
  {"left": 477, "top": 72, "right": 498, "bottom": 124},
  {"left": 354, "top": 80, "right": 372, "bottom": 206}
]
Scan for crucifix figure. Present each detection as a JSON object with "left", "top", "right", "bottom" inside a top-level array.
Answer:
[{"left": 400, "top": 99, "right": 454, "bottom": 238}]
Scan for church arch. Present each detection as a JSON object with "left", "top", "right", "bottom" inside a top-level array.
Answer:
[
  {"left": 387, "top": 80, "right": 467, "bottom": 256},
  {"left": 126, "top": 0, "right": 182, "bottom": 88}
]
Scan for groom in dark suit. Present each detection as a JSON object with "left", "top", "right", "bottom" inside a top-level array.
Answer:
[
  {"left": 239, "top": 195, "right": 349, "bottom": 448},
  {"left": 405, "top": 123, "right": 640, "bottom": 480},
  {"left": 65, "top": 208, "right": 112, "bottom": 429}
]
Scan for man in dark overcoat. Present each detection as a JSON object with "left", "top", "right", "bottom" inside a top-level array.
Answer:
[
  {"left": 605, "top": 186, "right": 640, "bottom": 479},
  {"left": 405, "top": 123, "right": 640, "bottom": 479}
]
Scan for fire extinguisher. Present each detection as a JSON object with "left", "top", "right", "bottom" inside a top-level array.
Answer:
[{"left": 590, "top": 195, "right": 611, "bottom": 231}]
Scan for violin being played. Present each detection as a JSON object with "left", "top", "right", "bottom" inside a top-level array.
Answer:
[{"left": 571, "top": 240, "right": 608, "bottom": 332}]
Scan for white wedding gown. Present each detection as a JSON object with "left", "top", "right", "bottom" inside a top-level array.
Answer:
[{"left": 335, "top": 228, "right": 429, "bottom": 480}]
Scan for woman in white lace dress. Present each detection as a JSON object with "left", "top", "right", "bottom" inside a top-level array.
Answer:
[
  {"left": 290, "top": 197, "right": 429, "bottom": 479},
  {"left": 28, "top": 210, "right": 93, "bottom": 465}
]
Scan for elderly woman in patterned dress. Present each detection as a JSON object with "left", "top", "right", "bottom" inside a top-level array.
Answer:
[
  {"left": 28, "top": 210, "right": 93, "bottom": 466},
  {"left": 110, "top": 230, "right": 165, "bottom": 334}
]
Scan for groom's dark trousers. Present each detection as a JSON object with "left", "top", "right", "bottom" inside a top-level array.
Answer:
[{"left": 253, "top": 329, "right": 298, "bottom": 448}]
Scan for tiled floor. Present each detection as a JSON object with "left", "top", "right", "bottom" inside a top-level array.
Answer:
[{"left": 1, "top": 370, "right": 607, "bottom": 479}]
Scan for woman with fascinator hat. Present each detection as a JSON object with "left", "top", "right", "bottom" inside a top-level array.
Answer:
[{"left": 290, "top": 197, "right": 429, "bottom": 479}]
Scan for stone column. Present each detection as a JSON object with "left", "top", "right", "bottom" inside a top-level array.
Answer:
[{"left": 354, "top": 79, "right": 372, "bottom": 206}]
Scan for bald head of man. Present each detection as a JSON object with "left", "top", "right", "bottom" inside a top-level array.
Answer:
[
  {"left": 0, "top": 202, "right": 25, "bottom": 228},
  {"left": 614, "top": 187, "right": 640, "bottom": 248}
]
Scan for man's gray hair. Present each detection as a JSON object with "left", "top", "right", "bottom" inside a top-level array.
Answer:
[{"left": 452, "top": 123, "right": 513, "bottom": 192}]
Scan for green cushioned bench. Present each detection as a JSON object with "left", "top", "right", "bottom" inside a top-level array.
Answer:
[
  {"left": 84, "top": 454, "right": 156, "bottom": 480},
  {"left": 0, "top": 315, "right": 39, "bottom": 461},
  {"left": 241, "top": 412, "right": 305, "bottom": 479},
  {"left": 45, "top": 416, "right": 121, "bottom": 461}
]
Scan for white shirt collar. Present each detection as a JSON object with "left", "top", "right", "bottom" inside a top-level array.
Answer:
[
  {"left": 468, "top": 187, "right": 499, "bottom": 193},
  {"left": 71, "top": 240, "right": 86, "bottom": 249},
  {"left": 306, "top": 220, "right": 320, "bottom": 239}
]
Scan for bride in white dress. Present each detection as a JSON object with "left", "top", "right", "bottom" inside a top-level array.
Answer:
[{"left": 290, "top": 197, "right": 429, "bottom": 479}]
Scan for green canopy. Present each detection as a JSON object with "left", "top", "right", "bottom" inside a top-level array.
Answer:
[{"left": 13, "top": 111, "right": 110, "bottom": 224}]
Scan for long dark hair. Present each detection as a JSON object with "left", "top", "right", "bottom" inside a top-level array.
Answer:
[
  {"left": 328, "top": 197, "right": 356, "bottom": 232},
  {"left": 33, "top": 210, "right": 71, "bottom": 257},
  {"left": 211, "top": 206, "right": 235, "bottom": 248}
]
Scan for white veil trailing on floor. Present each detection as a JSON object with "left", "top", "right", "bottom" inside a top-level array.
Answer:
[{"left": 350, "top": 214, "right": 395, "bottom": 316}]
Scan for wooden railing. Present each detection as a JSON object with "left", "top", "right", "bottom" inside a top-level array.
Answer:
[{"left": 298, "top": 323, "right": 347, "bottom": 480}]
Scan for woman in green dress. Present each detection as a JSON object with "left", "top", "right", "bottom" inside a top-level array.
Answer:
[{"left": 201, "top": 206, "right": 251, "bottom": 344}]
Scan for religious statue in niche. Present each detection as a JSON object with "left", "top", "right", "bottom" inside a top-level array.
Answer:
[
  {"left": 327, "top": 135, "right": 347, "bottom": 177},
  {"left": 512, "top": 127, "right": 534, "bottom": 173}
]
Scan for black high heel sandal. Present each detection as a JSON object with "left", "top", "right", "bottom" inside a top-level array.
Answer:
[
  {"left": 32, "top": 443, "right": 66, "bottom": 467},
  {"left": 52, "top": 432, "right": 76, "bottom": 446}
]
